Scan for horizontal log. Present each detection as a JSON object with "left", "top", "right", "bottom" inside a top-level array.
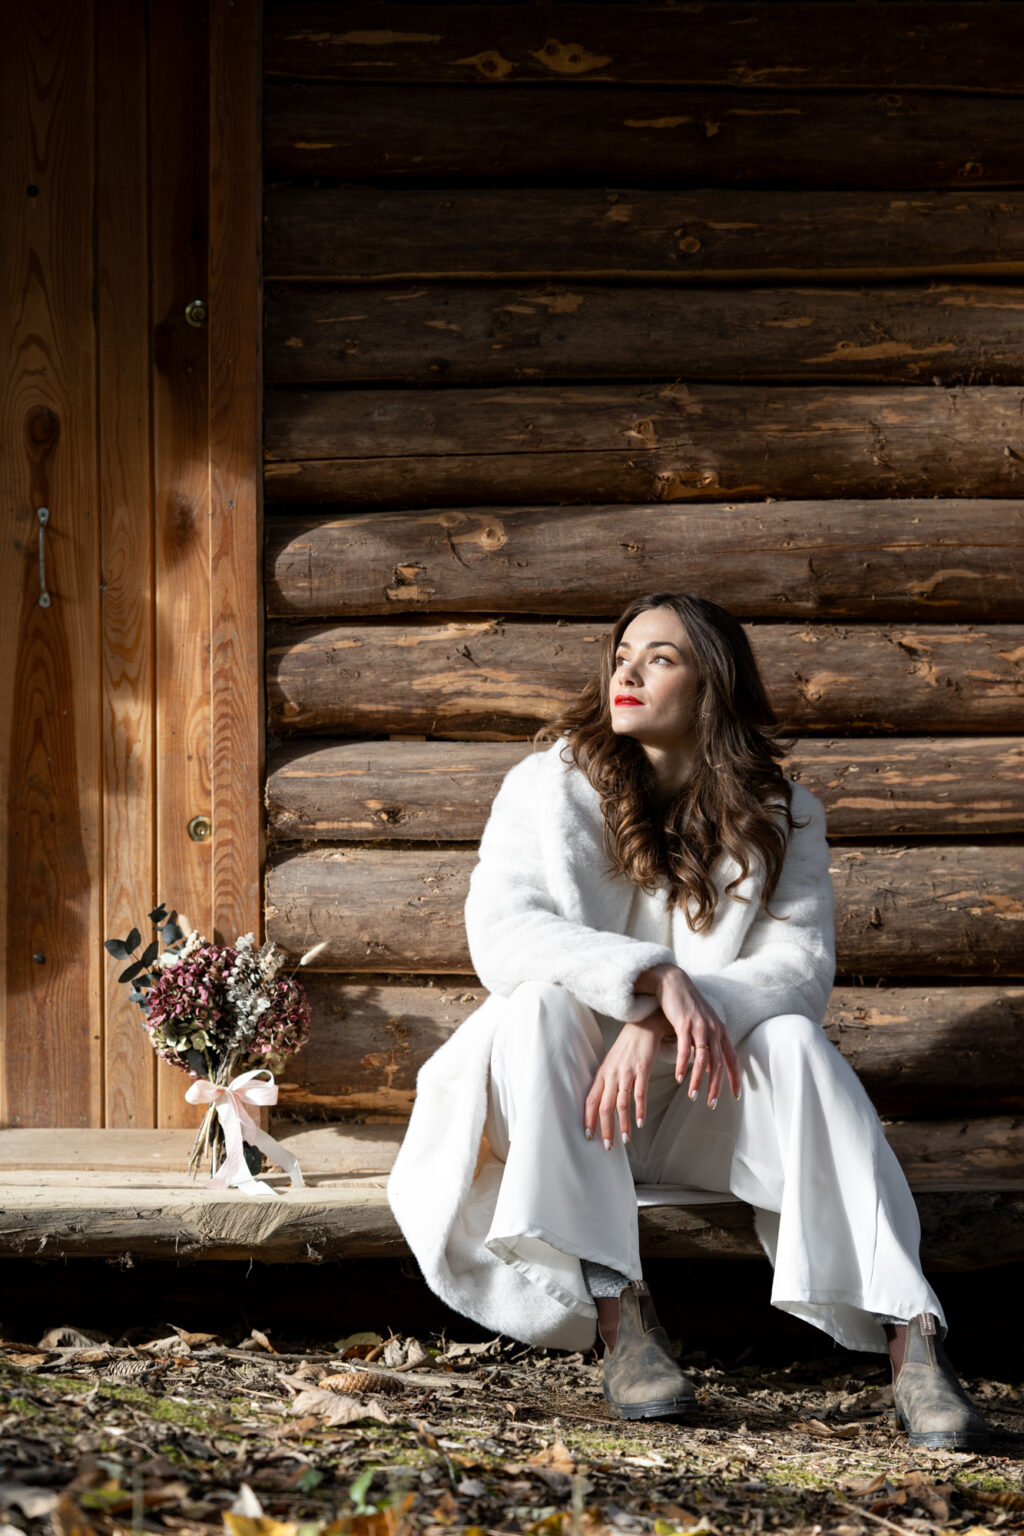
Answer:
[
  {"left": 263, "top": 384, "right": 1024, "bottom": 506},
  {"left": 265, "top": 281, "right": 1024, "bottom": 388},
  {"left": 3, "top": 1172, "right": 1022, "bottom": 1266},
  {"left": 264, "top": 188, "right": 1024, "bottom": 283},
  {"left": 265, "top": 500, "right": 1024, "bottom": 621},
  {"left": 265, "top": 4, "right": 1024, "bottom": 92},
  {"left": 264, "top": 81, "right": 1024, "bottom": 188},
  {"left": 266, "top": 621, "right": 1024, "bottom": 737},
  {"left": 265, "top": 844, "right": 1024, "bottom": 977},
  {"left": 278, "top": 977, "right": 1024, "bottom": 1121},
  {"left": 642, "top": 1191, "right": 1024, "bottom": 1270},
  {"left": 265, "top": 738, "right": 1024, "bottom": 842}
]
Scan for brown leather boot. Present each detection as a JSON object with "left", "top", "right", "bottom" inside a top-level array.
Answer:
[
  {"left": 597, "top": 1280, "right": 697, "bottom": 1421},
  {"left": 887, "top": 1314, "right": 991, "bottom": 1451}
]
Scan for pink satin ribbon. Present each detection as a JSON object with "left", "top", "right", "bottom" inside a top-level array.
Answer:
[{"left": 185, "top": 1068, "right": 305, "bottom": 1197}]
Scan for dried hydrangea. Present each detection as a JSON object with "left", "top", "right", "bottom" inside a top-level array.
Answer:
[{"left": 144, "top": 941, "right": 238, "bottom": 1073}]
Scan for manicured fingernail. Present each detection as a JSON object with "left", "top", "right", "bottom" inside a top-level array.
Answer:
[
  {"left": 688, "top": 1088, "right": 698, "bottom": 1101},
  {"left": 709, "top": 1097, "right": 718, "bottom": 1110},
  {"left": 621, "top": 1131, "right": 629, "bottom": 1144},
  {"left": 584, "top": 1127, "right": 593, "bottom": 1139},
  {"left": 603, "top": 1139, "right": 612, "bottom": 1151},
  {"left": 636, "top": 1117, "right": 644, "bottom": 1129},
  {"left": 676, "top": 1073, "right": 684, "bottom": 1084}
]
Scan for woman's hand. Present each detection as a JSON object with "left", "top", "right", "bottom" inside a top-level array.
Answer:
[
  {"left": 584, "top": 1016, "right": 670, "bottom": 1147},
  {"left": 634, "top": 963, "right": 743, "bottom": 1108}
]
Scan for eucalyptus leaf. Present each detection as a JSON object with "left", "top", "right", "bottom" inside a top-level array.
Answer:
[
  {"left": 128, "top": 989, "right": 147, "bottom": 1006},
  {"left": 161, "top": 921, "right": 183, "bottom": 945},
  {"left": 104, "top": 939, "right": 130, "bottom": 960},
  {"left": 243, "top": 1141, "right": 263, "bottom": 1177},
  {"left": 140, "top": 939, "right": 160, "bottom": 966},
  {"left": 118, "top": 959, "right": 146, "bottom": 984},
  {"left": 126, "top": 927, "right": 141, "bottom": 952},
  {"left": 149, "top": 904, "right": 168, "bottom": 924}
]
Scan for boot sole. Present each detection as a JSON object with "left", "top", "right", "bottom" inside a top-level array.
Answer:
[
  {"left": 895, "top": 1411, "right": 991, "bottom": 1452},
  {"left": 604, "top": 1387, "right": 697, "bottom": 1422}
]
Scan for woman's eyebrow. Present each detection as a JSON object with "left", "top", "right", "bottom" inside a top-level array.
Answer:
[{"left": 616, "top": 640, "right": 685, "bottom": 654}]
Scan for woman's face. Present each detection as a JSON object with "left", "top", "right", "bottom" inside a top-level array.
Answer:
[{"left": 609, "top": 606, "right": 701, "bottom": 750}]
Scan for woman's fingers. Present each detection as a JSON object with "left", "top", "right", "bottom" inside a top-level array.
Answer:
[
  {"left": 688, "top": 1038, "right": 711, "bottom": 1101},
  {"left": 583, "top": 1073, "right": 603, "bottom": 1141},
  {"left": 617, "top": 1086, "right": 632, "bottom": 1143}
]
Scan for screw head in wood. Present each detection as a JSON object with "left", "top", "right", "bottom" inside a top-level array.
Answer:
[{"left": 188, "top": 815, "right": 212, "bottom": 842}]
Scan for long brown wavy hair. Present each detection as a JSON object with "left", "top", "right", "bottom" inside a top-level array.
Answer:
[{"left": 537, "top": 593, "right": 802, "bottom": 933}]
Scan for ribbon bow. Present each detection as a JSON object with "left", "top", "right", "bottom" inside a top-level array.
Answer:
[{"left": 185, "top": 1068, "right": 305, "bottom": 1198}]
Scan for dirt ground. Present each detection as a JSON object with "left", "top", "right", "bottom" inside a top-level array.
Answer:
[{"left": 2, "top": 1318, "right": 1022, "bottom": 1536}]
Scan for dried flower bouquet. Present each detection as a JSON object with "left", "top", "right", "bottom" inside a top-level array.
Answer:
[{"left": 105, "top": 904, "right": 316, "bottom": 1178}]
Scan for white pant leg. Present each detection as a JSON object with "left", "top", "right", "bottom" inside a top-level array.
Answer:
[
  {"left": 484, "top": 981, "right": 643, "bottom": 1317},
  {"left": 637, "top": 1013, "right": 945, "bottom": 1353}
]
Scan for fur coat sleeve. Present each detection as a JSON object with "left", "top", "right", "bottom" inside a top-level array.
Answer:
[{"left": 464, "top": 747, "right": 679, "bottom": 1022}]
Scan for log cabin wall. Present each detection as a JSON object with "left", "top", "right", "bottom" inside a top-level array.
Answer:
[{"left": 262, "top": 5, "right": 1024, "bottom": 1207}]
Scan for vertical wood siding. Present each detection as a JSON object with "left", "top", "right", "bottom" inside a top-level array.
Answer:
[
  {"left": 1, "top": 0, "right": 103, "bottom": 1126},
  {"left": 1, "top": 0, "right": 262, "bottom": 1128}
]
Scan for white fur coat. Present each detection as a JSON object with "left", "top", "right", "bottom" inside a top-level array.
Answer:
[{"left": 387, "top": 738, "right": 836, "bottom": 1348}]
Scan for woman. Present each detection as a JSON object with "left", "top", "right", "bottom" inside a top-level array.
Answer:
[{"left": 388, "top": 593, "right": 988, "bottom": 1449}]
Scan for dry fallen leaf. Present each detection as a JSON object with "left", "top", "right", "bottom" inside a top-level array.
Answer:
[
  {"left": 237, "top": 1328, "right": 277, "bottom": 1354},
  {"left": 526, "top": 1440, "right": 576, "bottom": 1474},
  {"left": 169, "top": 1324, "right": 219, "bottom": 1348},
  {"left": 975, "top": 1489, "right": 1024, "bottom": 1511},
  {"left": 140, "top": 1335, "right": 192, "bottom": 1358},
  {"left": 37, "top": 1327, "right": 102, "bottom": 1352},
  {"left": 290, "top": 1387, "right": 393, "bottom": 1427},
  {"left": 796, "top": 1417, "right": 859, "bottom": 1439}
]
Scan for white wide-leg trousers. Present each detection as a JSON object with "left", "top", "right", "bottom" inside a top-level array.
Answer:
[{"left": 483, "top": 980, "right": 944, "bottom": 1354}]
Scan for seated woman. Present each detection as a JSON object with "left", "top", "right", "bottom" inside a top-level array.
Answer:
[{"left": 388, "top": 591, "right": 989, "bottom": 1449}]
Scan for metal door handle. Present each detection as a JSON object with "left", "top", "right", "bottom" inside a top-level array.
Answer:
[{"left": 37, "top": 507, "right": 51, "bottom": 608}]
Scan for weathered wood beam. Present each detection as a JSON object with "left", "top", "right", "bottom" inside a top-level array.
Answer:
[
  {"left": 265, "top": 501, "right": 1024, "bottom": 622},
  {"left": 266, "top": 621, "right": 1023, "bottom": 737},
  {"left": 2, "top": 1175, "right": 1021, "bottom": 1266},
  {"left": 265, "top": 738, "right": 1024, "bottom": 843},
  {"left": 278, "top": 977, "right": 1024, "bottom": 1122},
  {"left": 264, "top": 4, "right": 1024, "bottom": 93},
  {"left": 265, "top": 844, "right": 1024, "bottom": 978},
  {"left": 264, "top": 188, "right": 1024, "bottom": 283},
  {"left": 264, "top": 81, "right": 1024, "bottom": 189},
  {"left": 265, "top": 282, "right": 1024, "bottom": 389},
  {"left": 263, "top": 384, "right": 1024, "bottom": 507},
  {"left": 2, "top": 1161, "right": 1022, "bottom": 1266}
]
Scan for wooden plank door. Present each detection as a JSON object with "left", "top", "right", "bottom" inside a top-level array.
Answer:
[{"left": 0, "top": 0, "right": 261, "bottom": 1129}]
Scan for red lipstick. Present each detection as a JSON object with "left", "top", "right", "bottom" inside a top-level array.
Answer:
[{"left": 614, "top": 694, "right": 643, "bottom": 706}]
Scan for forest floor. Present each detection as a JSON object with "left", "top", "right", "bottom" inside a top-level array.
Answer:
[{"left": 1, "top": 1323, "right": 1022, "bottom": 1536}]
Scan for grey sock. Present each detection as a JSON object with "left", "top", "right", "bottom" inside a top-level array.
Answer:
[{"left": 581, "top": 1259, "right": 631, "bottom": 1299}]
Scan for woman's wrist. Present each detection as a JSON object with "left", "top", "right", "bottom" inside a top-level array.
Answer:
[{"left": 634, "top": 962, "right": 684, "bottom": 996}]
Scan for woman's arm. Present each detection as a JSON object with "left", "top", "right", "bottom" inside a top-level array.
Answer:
[
  {"left": 465, "top": 752, "right": 678, "bottom": 1021},
  {"left": 666, "top": 783, "right": 836, "bottom": 1049}
]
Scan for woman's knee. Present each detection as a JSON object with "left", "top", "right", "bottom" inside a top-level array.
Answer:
[
  {"left": 744, "top": 1012, "right": 829, "bottom": 1070},
  {"left": 497, "top": 981, "right": 598, "bottom": 1051}
]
